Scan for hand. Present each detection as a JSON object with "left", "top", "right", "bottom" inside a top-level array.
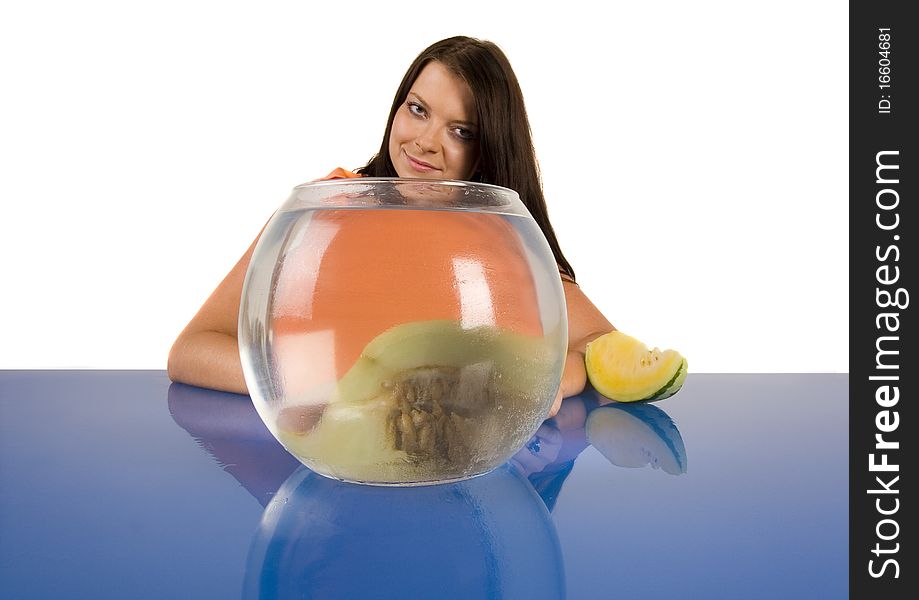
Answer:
[{"left": 548, "top": 350, "right": 588, "bottom": 418}]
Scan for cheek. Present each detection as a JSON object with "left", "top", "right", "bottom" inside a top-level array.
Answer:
[
  {"left": 448, "top": 142, "right": 479, "bottom": 176},
  {"left": 388, "top": 112, "right": 409, "bottom": 153},
  {"left": 392, "top": 109, "right": 419, "bottom": 141}
]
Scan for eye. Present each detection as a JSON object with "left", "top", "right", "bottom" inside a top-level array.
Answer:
[
  {"left": 453, "top": 127, "right": 477, "bottom": 141},
  {"left": 407, "top": 101, "right": 426, "bottom": 117}
]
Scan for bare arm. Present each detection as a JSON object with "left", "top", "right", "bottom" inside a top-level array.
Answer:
[
  {"left": 170, "top": 226, "right": 614, "bottom": 407},
  {"left": 548, "top": 279, "right": 616, "bottom": 417},
  {"left": 167, "top": 221, "right": 271, "bottom": 394}
]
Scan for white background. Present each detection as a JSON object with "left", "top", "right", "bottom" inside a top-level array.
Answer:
[{"left": 0, "top": 1, "right": 848, "bottom": 372}]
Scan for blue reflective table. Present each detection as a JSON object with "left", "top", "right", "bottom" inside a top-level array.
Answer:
[{"left": 0, "top": 372, "right": 847, "bottom": 599}]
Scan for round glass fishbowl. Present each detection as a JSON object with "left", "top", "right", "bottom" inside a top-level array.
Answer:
[
  {"left": 243, "top": 464, "right": 565, "bottom": 599},
  {"left": 239, "top": 178, "right": 568, "bottom": 486}
]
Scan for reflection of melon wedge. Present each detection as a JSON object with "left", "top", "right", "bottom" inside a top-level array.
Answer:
[
  {"left": 585, "top": 331, "right": 687, "bottom": 402},
  {"left": 586, "top": 404, "right": 687, "bottom": 475}
]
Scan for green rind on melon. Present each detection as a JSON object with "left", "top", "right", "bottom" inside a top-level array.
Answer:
[{"left": 649, "top": 357, "right": 688, "bottom": 401}]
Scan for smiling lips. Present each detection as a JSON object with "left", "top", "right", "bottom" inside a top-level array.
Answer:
[{"left": 404, "top": 150, "right": 439, "bottom": 173}]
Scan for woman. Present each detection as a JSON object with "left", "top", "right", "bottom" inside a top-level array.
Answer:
[{"left": 167, "top": 36, "right": 615, "bottom": 417}]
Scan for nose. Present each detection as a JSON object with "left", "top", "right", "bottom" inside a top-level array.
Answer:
[{"left": 414, "top": 122, "right": 439, "bottom": 154}]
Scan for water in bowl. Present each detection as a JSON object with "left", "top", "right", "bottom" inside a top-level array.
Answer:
[{"left": 240, "top": 201, "right": 567, "bottom": 485}]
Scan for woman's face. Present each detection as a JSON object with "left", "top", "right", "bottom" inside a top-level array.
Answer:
[{"left": 388, "top": 61, "right": 481, "bottom": 181}]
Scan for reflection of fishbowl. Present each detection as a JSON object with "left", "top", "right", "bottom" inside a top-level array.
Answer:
[
  {"left": 243, "top": 464, "right": 565, "bottom": 600},
  {"left": 239, "top": 179, "right": 568, "bottom": 485}
]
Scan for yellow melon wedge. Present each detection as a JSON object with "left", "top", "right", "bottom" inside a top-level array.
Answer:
[{"left": 585, "top": 331, "right": 686, "bottom": 403}]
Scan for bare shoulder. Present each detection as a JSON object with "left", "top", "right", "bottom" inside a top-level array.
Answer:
[{"left": 177, "top": 217, "right": 273, "bottom": 338}]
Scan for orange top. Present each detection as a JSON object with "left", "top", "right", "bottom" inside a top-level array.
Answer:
[
  {"left": 319, "top": 167, "right": 363, "bottom": 181},
  {"left": 271, "top": 168, "right": 544, "bottom": 390},
  {"left": 318, "top": 168, "right": 576, "bottom": 283}
]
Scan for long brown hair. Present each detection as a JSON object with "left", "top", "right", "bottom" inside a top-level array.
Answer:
[{"left": 357, "top": 36, "right": 576, "bottom": 282}]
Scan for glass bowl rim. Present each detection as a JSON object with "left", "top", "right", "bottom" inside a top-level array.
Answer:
[{"left": 292, "top": 176, "right": 519, "bottom": 196}]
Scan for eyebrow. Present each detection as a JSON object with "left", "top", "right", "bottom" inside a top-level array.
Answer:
[{"left": 408, "top": 92, "right": 478, "bottom": 129}]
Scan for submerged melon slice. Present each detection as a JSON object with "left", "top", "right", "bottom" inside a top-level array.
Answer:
[
  {"left": 333, "top": 319, "right": 556, "bottom": 405},
  {"left": 585, "top": 331, "right": 686, "bottom": 403},
  {"left": 278, "top": 394, "right": 409, "bottom": 480},
  {"left": 278, "top": 319, "right": 562, "bottom": 482},
  {"left": 586, "top": 404, "right": 687, "bottom": 475}
]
